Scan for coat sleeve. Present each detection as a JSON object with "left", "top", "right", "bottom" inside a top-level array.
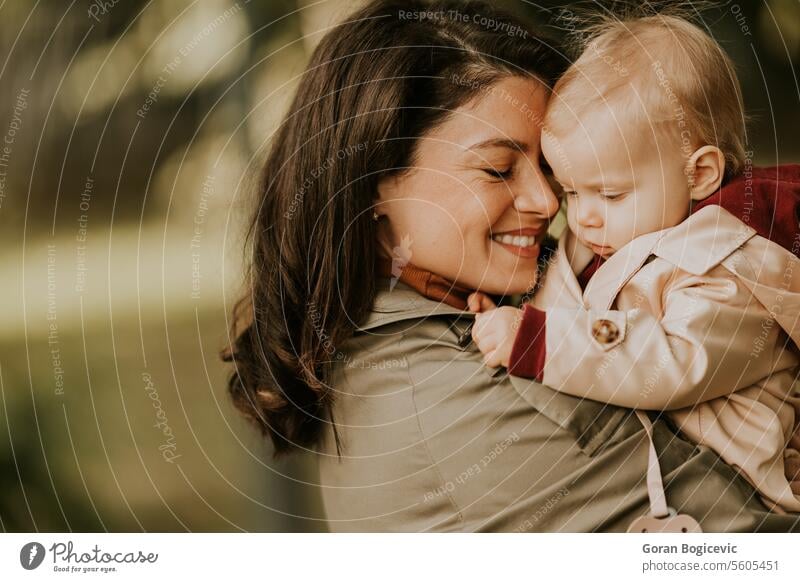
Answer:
[{"left": 537, "top": 269, "right": 785, "bottom": 410}]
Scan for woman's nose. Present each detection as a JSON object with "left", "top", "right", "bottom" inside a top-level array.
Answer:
[{"left": 512, "top": 175, "right": 560, "bottom": 219}]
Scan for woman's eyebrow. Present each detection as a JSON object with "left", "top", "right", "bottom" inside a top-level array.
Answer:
[{"left": 465, "top": 137, "right": 529, "bottom": 153}]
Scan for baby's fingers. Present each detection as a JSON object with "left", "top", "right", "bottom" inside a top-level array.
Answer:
[
  {"left": 468, "top": 292, "right": 496, "bottom": 313},
  {"left": 471, "top": 312, "right": 488, "bottom": 340},
  {"left": 482, "top": 348, "right": 503, "bottom": 369},
  {"left": 471, "top": 330, "right": 493, "bottom": 355}
]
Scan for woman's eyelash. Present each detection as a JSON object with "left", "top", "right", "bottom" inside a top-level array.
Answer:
[{"left": 482, "top": 167, "right": 513, "bottom": 180}]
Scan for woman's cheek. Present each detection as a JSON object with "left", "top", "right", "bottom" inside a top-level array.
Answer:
[
  {"left": 410, "top": 211, "right": 467, "bottom": 264},
  {"left": 476, "top": 189, "right": 512, "bottom": 229}
]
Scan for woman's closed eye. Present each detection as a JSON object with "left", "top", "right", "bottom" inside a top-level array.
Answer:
[{"left": 481, "top": 166, "right": 514, "bottom": 181}]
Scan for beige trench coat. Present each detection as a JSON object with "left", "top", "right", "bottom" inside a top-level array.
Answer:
[
  {"left": 316, "top": 274, "right": 800, "bottom": 531},
  {"left": 530, "top": 204, "right": 800, "bottom": 512}
]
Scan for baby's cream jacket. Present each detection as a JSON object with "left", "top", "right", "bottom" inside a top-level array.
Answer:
[{"left": 517, "top": 204, "right": 800, "bottom": 512}]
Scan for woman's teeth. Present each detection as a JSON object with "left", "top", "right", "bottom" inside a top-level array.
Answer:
[{"left": 491, "top": 234, "right": 537, "bottom": 247}]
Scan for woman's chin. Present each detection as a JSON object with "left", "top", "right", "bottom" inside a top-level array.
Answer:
[{"left": 474, "top": 271, "right": 538, "bottom": 296}]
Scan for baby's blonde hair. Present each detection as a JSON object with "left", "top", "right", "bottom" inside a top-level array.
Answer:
[{"left": 546, "top": 13, "right": 747, "bottom": 178}]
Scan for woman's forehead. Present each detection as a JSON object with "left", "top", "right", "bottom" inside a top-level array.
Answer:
[{"left": 427, "top": 76, "right": 549, "bottom": 151}]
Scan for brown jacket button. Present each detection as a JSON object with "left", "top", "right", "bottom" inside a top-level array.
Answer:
[{"left": 592, "top": 319, "right": 619, "bottom": 344}]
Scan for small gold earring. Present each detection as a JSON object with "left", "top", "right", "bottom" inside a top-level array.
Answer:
[{"left": 372, "top": 211, "right": 379, "bottom": 221}]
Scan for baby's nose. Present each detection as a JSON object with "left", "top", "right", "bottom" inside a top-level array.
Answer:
[{"left": 577, "top": 204, "right": 604, "bottom": 227}]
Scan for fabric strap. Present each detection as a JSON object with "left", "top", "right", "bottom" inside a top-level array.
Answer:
[{"left": 635, "top": 410, "right": 671, "bottom": 518}]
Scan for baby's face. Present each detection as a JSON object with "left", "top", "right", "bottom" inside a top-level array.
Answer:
[{"left": 542, "top": 108, "right": 691, "bottom": 257}]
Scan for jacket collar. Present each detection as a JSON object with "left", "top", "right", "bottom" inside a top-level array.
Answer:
[
  {"left": 552, "top": 234, "right": 587, "bottom": 304},
  {"left": 584, "top": 205, "right": 756, "bottom": 310},
  {"left": 357, "top": 279, "right": 473, "bottom": 332},
  {"left": 652, "top": 204, "right": 756, "bottom": 275}
]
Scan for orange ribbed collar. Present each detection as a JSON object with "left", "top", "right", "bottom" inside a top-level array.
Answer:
[{"left": 376, "top": 257, "right": 473, "bottom": 310}]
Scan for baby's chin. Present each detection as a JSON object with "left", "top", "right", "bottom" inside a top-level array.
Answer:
[{"left": 586, "top": 242, "right": 616, "bottom": 258}]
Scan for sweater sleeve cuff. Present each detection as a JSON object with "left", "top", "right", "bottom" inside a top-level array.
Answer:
[{"left": 508, "top": 304, "right": 547, "bottom": 381}]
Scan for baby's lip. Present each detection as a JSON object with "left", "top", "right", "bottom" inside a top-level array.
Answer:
[{"left": 587, "top": 242, "right": 614, "bottom": 255}]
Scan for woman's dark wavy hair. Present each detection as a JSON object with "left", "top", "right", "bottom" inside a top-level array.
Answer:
[{"left": 221, "top": 0, "right": 566, "bottom": 456}]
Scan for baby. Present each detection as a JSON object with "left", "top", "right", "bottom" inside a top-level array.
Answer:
[{"left": 470, "top": 14, "right": 800, "bottom": 513}]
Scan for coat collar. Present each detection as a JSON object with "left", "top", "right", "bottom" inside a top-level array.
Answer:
[
  {"left": 584, "top": 205, "right": 756, "bottom": 310},
  {"left": 357, "top": 279, "right": 473, "bottom": 332},
  {"left": 652, "top": 204, "right": 756, "bottom": 275}
]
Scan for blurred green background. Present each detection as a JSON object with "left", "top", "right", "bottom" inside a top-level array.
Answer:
[{"left": 0, "top": 0, "right": 797, "bottom": 532}]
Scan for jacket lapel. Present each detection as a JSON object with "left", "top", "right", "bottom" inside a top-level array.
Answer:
[
  {"left": 556, "top": 233, "right": 589, "bottom": 304},
  {"left": 583, "top": 205, "right": 758, "bottom": 311},
  {"left": 583, "top": 230, "right": 665, "bottom": 310}
]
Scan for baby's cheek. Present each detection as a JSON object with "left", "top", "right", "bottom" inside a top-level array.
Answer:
[
  {"left": 608, "top": 206, "right": 639, "bottom": 243},
  {"left": 565, "top": 204, "right": 579, "bottom": 232}
]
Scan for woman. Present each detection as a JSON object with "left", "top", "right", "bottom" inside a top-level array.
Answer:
[{"left": 223, "top": 0, "right": 800, "bottom": 531}]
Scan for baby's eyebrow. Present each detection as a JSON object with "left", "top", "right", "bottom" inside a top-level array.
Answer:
[{"left": 578, "top": 176, "right": 633, "bottom": 190}]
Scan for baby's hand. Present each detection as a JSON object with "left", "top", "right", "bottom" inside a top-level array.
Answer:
[
  {"left": 467, "top": 292, "right": 497, "bottom": 313},
  {"left": 471, "top": 306, "right": 522, "bottom": 368}
]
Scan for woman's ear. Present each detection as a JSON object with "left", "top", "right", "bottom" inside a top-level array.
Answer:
[
  {"left": 374, "top": 174, "right": 398, "bottom": 259},
  {"left": 686, "top": 146, "right": 725, "bottom": 201},
  {"left": 374, "top": 173, "right": 400, "bottom": 219},
  {"left": 376, "top": 173, "right": 399, "bottom": 202}
]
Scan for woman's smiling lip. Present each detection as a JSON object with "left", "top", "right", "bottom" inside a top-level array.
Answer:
[{"left": 490, "top": 227, "right": 544, "bottom": 259}]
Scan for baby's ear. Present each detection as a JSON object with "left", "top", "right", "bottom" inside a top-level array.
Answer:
[{"left": 687, "top": 146, "right": 725, "bottom": 201}]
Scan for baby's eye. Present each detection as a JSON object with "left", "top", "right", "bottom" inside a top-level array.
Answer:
[
  {"left": 601, "top": 192, "right": 628, "bottom": 202},
  {"left": 562, "top": 189, "right": 578, "bottom": 198},
  {"left": 482, "top": 167, "right": 513, "bottom": 180}
]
